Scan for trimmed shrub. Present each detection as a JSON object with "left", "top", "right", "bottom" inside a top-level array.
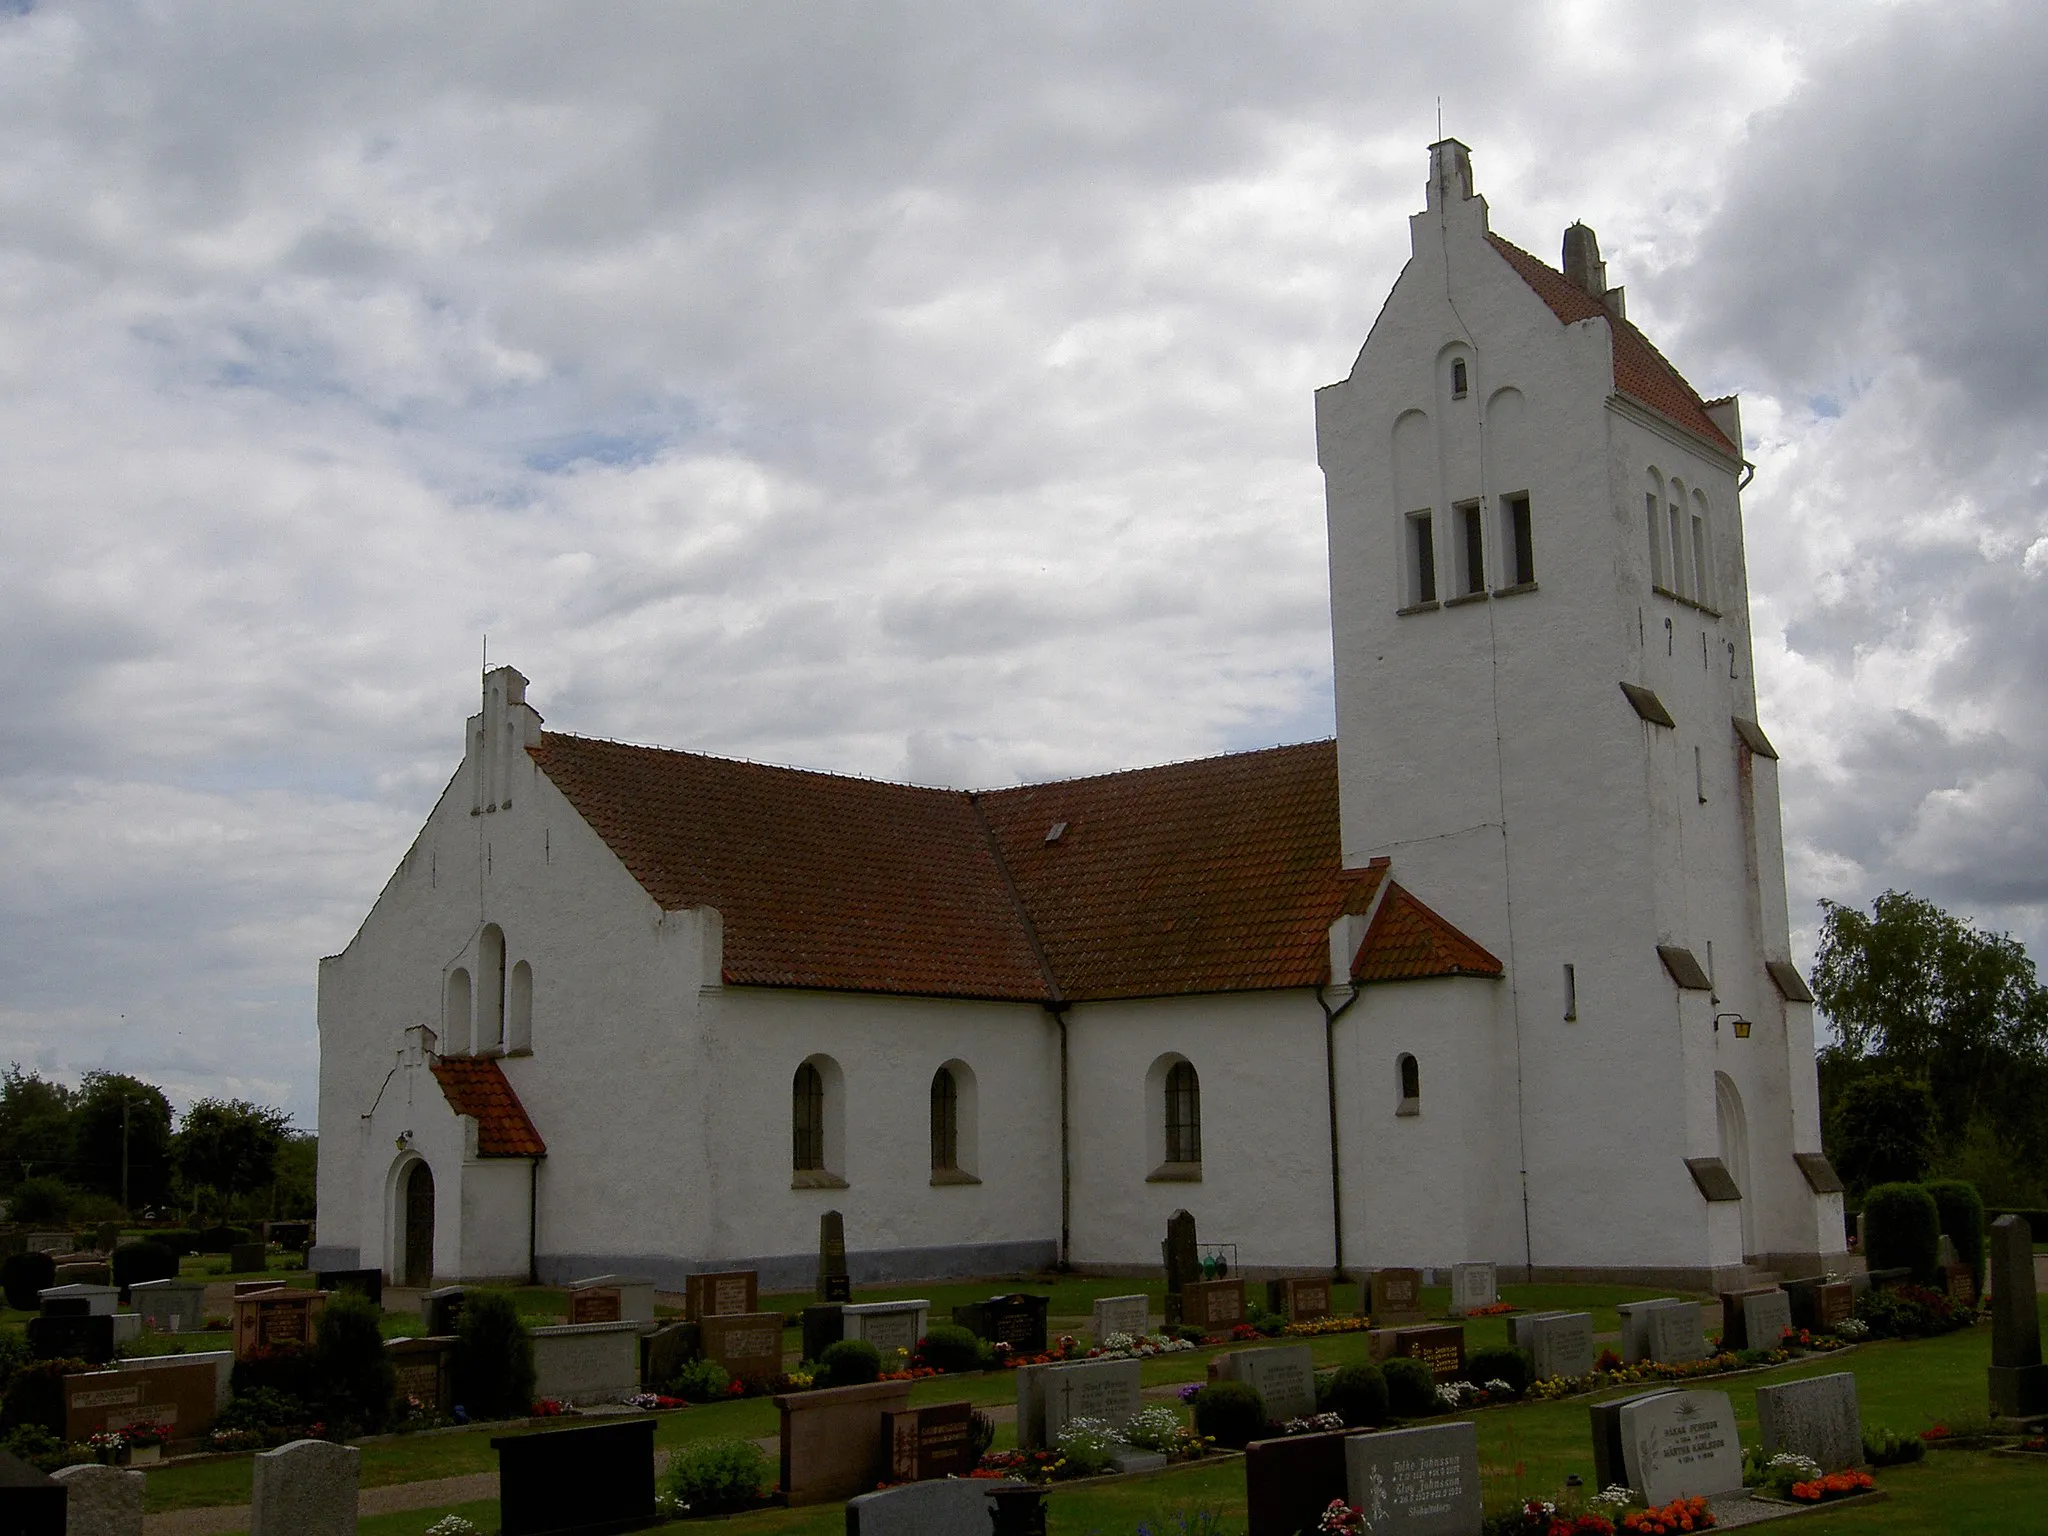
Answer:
[
  {"left": 1382, "top": 1357, "right": 1436, "bottom": 1418},
  {"left": 1863, "top": 1427, "right": 1927, "bottom": 1466},
  {"left": 817, "top": 1339, "right": 881, "bottom": 1388},
  {"left": 918, "top": 1324, "right": 983, "bottom": 1374},
  {"left": 1191, "top": 1380, "right": 1266, "bottom": 1449},
  {"left": 1, "top": 1358, "right": 86, "bottom": 1436},
  {"left": 1926, "top": 1179, "right": 1987, "bottom": 1295},
  {"left": 668, "top": 1358, "right": 731, "bottom": 1403},
  {"left": 6, "top": 1179, "right": 72, "bottom": 1225},
  {"left": 313, "top": 1289, "right": 397, "bottom": 1432},
  {"left": 664, "top": 1437, "right": 772, "bottom": 1514},
  {"left": 213, "top": 1387, "right": 315, "bottom": 1445},
  {"left": 1463, "top": 1344, "right": 1535, "bottom": 1395},
  {"left": 452, "top": 1291, "right": 536, "bottom": 1420},
  {"left": 1318, "top": 1363, "right": 1390, "bottom": 1428},
  {"left": 0, "top": 1253, "right": 55, "bottom": 1313},
  {"left": 153, "top": 1229, "right": 200, "bottom": 1256},
  {"left": 1862, "top": 1182, "right": 1941, "bottom": 1282},
  {"left": 230, "top": 1342, "right": 316, "bottom": 1403},
  {"left": 111, "top": 1241, "right": 178, "bottom": 1293},
  {"left": 196, "top": 1225, "right": 253, "bottom": 1254},
  {"left": 0, "top": 1422, "right": 88, "bottom": 1473}
]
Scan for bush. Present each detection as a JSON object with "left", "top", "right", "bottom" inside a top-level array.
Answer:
[
  {"left": 918, "top": 1324, "right": 983, "bottom": 1374},
  {"left": 196, "top": 1225, "right": 253, "bottom": 1254},
  {"left": 664, "top": 1437, "right": 772, "bottom": 1514},
  {"left": 668, "top": 1358, "right": 731, "bottom": 1403},
  {"left": 0, "top": 1422, "right": 88, "bottom": 1473},
  {"left": 230, "top": 1343, "right": 316, "bottom": 1403},
  {"left": 0, "top": 1253, "right": 55, "bottom": 1312},
  {"left": 153, "top": 1229, "right": 200, "bottom": 1256},
  {"left": 1318, "top": 1363, "right": 1390, "bottom": 1428},
  {"left": 1855, "top": 1282, "right": 1968, "bottom": 1340},
  {"left": 1831, "top": 1072, "right": 1935, "bottom": 1191},
  {"left": 1191, "top": 1381, "right": 1266, "bottom": 1449},
  {"left": 816, "top": 1339, "right": 881, "bottom": 1388},
  {"left": 1926, "top": 1179, "right": 1986, "bottom": 1294},
  {"left": 1463, "top": 1344, "right": 1535, "bottom": 1395},
  {"left": 1382, "top": 1357, "right": 1436, "bottom": 1418},
  {"left": 1863, "top": 1427, "right": 1927, "bottom": 1466},
  {"left": 1863, "top": 1182, "right": 1941, "bottom": 1281},
  {"left": 0, "top": 1329, "right": 30, "bottom": 1392},
  {"left": 1, "top": 1358, "right": 86, "bottom": 1436},
  {"left": 313, "top": 1290, "right": 396, "bottom": 1432},
  {"left": 214, "top": 1387, "right": 315, "bottom": 1443},
  {"left": 452, "top": 1291, "right": 536, "bottom": 1420},
  {"left": 111, "top": 1241, "right": 178, "bottom": 1292},
  {"left": 7, "top": 1179, "right": 73, "bottom": 1225}
]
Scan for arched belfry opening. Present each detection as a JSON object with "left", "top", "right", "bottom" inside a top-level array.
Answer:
[{"left": 401, "top": 1160, "right": 436, "bottom": 1288}]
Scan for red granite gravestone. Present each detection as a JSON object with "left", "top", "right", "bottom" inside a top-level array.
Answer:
[
  {"left": 1368, "top": 1268, "right": 1425, "bottom": 1325},
  {"left": 700, "top": 1312, "right": 785, "bottom": 1384},
  {"left": 882, "top": 1400, "right": 979, "bottom": 1481},
  {"left": 1267, "top": 1277, "right": 1332, "bottom": 1323},
  {"left": 684, "top": 1271, "right": 758, "bottom": 1321},
  {"left": 1371, "top": 1323, "right": 1465, "bottom": 1381},
  {"left": 1179, "top": 1279, "right": 1246, "bottom": 1331},
  {"left": 568, "top": 1287, "right": 622, "bottom": 1325}
]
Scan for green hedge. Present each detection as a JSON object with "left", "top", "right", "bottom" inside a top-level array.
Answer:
[
  {"left": 1927, "top": 1179, "right": 1986, "bottom": 1294},
  {"left": 1862, "top": 1182, "right": 1941, "bottom": 1282}
]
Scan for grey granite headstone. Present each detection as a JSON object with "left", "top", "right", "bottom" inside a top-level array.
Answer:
[
  {"left": 1644, "top": 1302, "right": 1708, "bottom": 1363},
  {"left": 129, "top": 1278, "right": 207, "bottom": 1333},
  {"left": 1506, "top": 1311, "right": 1565, "bottom": 1349},
  {"left": 1756, "top": 1372, "right": 1862, "bottom": 1472},
  {"left": 1448, "top": 1264, "right": 1497, "bottom": 1317},
  {"left": 1342, "top": 1421, "right": 1481, "bottom": 1535},
  {"left": 1616, "top": 1299, "right": 1688, "bottom": 1363},
  {"left": 1617, "top": 1390, "right": 1742, "bottom": 1505},
  {"left": 250, "top": 1439, "right": 359, "bottom": 1536},
  {"left": 1030, "top": 1359, "right": 1143, "bottom": 1448},
  {"left": 1521, "top": 1312, "right": 1594, "bottom": 1381},
  {"left": 37, "top": 1283, "right": 118, "bottom": 1316},
  {"left": 842, "top": 1300, "right": 928, "bottom": 1361},
  {"left": 1989, "top": 1214, "right": 2048, "bottom": 1415},
  {"left": 1736, "top": 1290, "right": 1792, "bottom": 1353},
  {"left": 1214, "top": 1344, "right": 1317, "bottom": 1423},
  {"left": 846, "top": 1478, "right": 992, "bottom": 1536},
  {"left": 51, "top": 1464, "right": 143, "bottom": 1536},
  {"left": 1092, "top": 1294, "right": 1149, "bottom": 1342},
  {"left": 1590, "top": 1390, "right": 1674, "bottom": 1493}
]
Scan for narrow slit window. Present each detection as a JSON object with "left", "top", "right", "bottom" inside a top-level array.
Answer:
[
  {"left": 1695, "top": 745, "right": 1706, "bottom": 803},
  {"left": 930, "top": 1068, "right": 958, "bottom": 1171},
  {"left": 1457, "top": 501, "right": 1485, "bottom": 595},
  {"left": 1669, "top": 503, "right": 1689, "bottom": 597},
  {"left": 1164, "top": 1061, "right": 1202, "bottom": 1164},
  {"left": 1451, "top": 358, "right": 1468, "bottom": 398},
  {"left": 1408, "top": 511, "right": 1437, "bottom": 605},
  {"left": 1503, "top": 493, "right": 1534, "bottom": 586},
  {"left": 1646, "top": 493, "right": 1666, "bottom": 588},
  {"left": 792, "top": 1063, "right": 825, "bottom": 1172},
  {"left": 1396, "top": 1053, "right": 1421, "bottom": 1113},
  {"left": 1691, "top": 507, "right": 1712, "bottom": 608},
  {"left": 1564, "top": 963, "right": 1578, "bottom": 1021}
]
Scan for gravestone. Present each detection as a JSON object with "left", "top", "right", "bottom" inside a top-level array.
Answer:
[
  {"left": 232, "top": 1290, "right": 324, "bottom": 1360},
  {"left": 38, "top": 1283, "right": 118, "bottom": 1316},
  {"left": 94, "top": 1223, "right": 120, "bottom": 1253},
  {"left": 1783, "top": 1277, "right": 1855, "bottom": 1334},
  {"left": 1040, "top": 1358, "right": 1143, "bottom": 1445},
  {"left": 1342, "top": 1421, "right": 1482, "bottom": 1536},
  {"left": 386, "top": 1335, "right": 455, "bottom": 1415},
  {"left": 421, "top": 1285, "right": 466, "bottom": 1336},
  {"left": 27, "top": 1314, "right": 114, "bottom": 1364},
  {"left": 114, "top": 1350, "right": 232, "bottom": 1416},
  {"left": 1720, "top": 1288, "right": 1792, "bottom": 1352},
  {"left": 568, "top": 1274, "right": 655, "bottom": 1326},
  {"left": 1246, "top": 1429, "right": 1355, "bottom": 1536},
  {"left": 65, "top": 1358, "right": 221, "bottom": 1447},
  {"left": 1091, "top": 1294, "right": 1149, "bottom": 1342},
  {"left": 774, "top": 1378, "right": 914, "bottom": 1504},
  {"left": 642, "top": 1321, "right": 696, "bottom": 1389},
  {"left": 1756, "top": 1372, "right": 1862, "bottom": 1472},
  {"left": 529, "top": 1320, "right": 644, "bottom": 1405},
  {"left": 1945, "top": 1263, "right": 1977, "bottom": 1307},
  {"left": 882, "top": 1400, "right": 980, "bottom": 1481},
  {"left": 818, "top": 1210, "right": 851, "bottom": 1302},
  {"left": 986, "top": 1484, "right": 1046, "bottom": 1536},
  {"left": 1615, "top": 1299, "right": 1689, "bottom": 1362},
  {"left": 1448, "top": 1263, "right": 1497, "bottom": 1317},
  {"left": 954, "top": 1293, "right": 1049, "bottom": 1357},
  {"left": 684, "top": 1270, "right": 758, "bottom": 1321},
  {"left": 313, "top": 1268, "right": 382, "bottom": 1304},
  {"left": 24, "top": 1232, "right": 69, "bottom": 1253},
  {"left": 1505, "top": 1311, "right": 1562, "bottom": 1348},
  {"left": 1643, "top": 1302, "right": 1708, "bottom": 1364},
  {"left": 129, "top": 1278, "right": 207, "bottom": 1333},
  {"left": 1369, "top": 1268, "right": 1425, "bottom": 1326},
  {"left": 1371, "top": 1324, "right": 1466, "bottom": 1382},
  {"left": 1211, "top": 1343, "right": 1316, "bottom": 1423},
  {"left": 847, "top": 1478, "right": 993, "bottom": 1536},
  {"left": 1616, "top": 1390, "right": 1742, "bottom": 1504},
  {"left": 228, "top": 1243, "right": 267, "bottom": 1275},
  {"left": 493, "top": 1417, "right": 656, "bottom": 1536},
  {"left": 568, "top": 1286, "right": 622, "bottom": 1324},
  {"left": 801, "top": 1302, "right": 844, "bottom": 1364},
  {"left": 1589, "top": 1390, "right": 1674, "bottom": 1492},
  {"left": 1267, "top": 1276, "right": 1332, "bottom": 1323},
  {"left": 233, "top": 1280, "right": 283, "bottom": 1299},
  {"left": 1518, "top": 1312, "right": 1594, "bottom": 1382},
  {"left": 1988, "top": 1213, "right": 2048, "bottom": 1416},
  {"left": 1162, "top": 1209, "right": 1200, "bottom": 1323},
  {"left": 701, "top": 1311, "right": 785, "bottom": 1383},
  {"left": 842, "top": 1300, "right": 929, "bottom": 1362},
  {"left": 53, "top": 1262, "right": 110, "bottom": 1287},
  {"left": 51, "top": 1464, "right": 143, "bottom": 1536},
  {"left": 0, "top": 1447, "right": 66, "bottom": 1536},
  {"left": 1179, "top": 1278, "right": 1246, "bottom": 1332},
  {"left": 249, "top": 1438, "right": 359, "bottom": 1536}
]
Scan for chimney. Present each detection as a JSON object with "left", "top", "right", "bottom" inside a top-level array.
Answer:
[
  {"left": 470, "top": 665, "right": 542, "bottom": 815},
  {"left": 1426, "top": 139, "right": 1474, "bottom": 210},
  {"left": 1562, "top": 222, "right": 1607, "bottom": 299}
]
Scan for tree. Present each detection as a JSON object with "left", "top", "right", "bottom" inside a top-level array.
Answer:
[
  {"left": 71, "top": 1073, "right": 173, "bottom": 1209},
  {"left": 177, "top": 1099, "right": 292, "bottom": 1211},
  {"left": 1828, "top": 1071, "right": 1936, "bottom": 1191},
  {"left": 0, "top": 1069, "right": 76, "bottom": 1190}
]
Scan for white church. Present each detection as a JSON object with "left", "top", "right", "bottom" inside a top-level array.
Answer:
[{"left": 312, "top": 142, "right": 1847, "bottom": 1295}]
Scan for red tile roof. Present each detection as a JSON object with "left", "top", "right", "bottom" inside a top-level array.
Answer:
[
  {"left": 1484, "top": 233, "right": 1739, "bottom": 458},
  {"left": 1351, "top": 884, "right": 1505, "bottom": 984},
  {"left": 530, "top": 733, "right": 1496, "bottom": 1003},
  {"left": 430, "top": 1057, "right": 547, "bottom": 1157}
]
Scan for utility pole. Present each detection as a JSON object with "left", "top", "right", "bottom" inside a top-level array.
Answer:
[{"left": 121, "top": 1096, "right": 131, "bottom": 1214}]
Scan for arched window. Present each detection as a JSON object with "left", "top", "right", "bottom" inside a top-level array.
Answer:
[
  {"left": 793, "top": 1063, "right": 825, "bottom": 1172},
  {"left": 1165, "top": 1061, "right": 1202, "bottom": 1164},
  {"left": 1690, "top": 489, "right": 1714, "bottom": 608},
  {"left": 478, "top": 924, "right": 506, "bottom": 1053},
  {"left": 1450, "top": 358, "right": 1468, "bottom": 398},
  {"left": 931, "top": 1068, "right": 959, "bottom": 1171},
  {"left": 508, "top": 961, "right": 533, "bottom": 1053},
  {"left": 1397, "top": 1053, "right": 1420, "bottom": 1116},
  {"left": 1644, "top": 469, "right": 1667, "bottom": 589},
  {"left": 443, "top": 968, "right": 471, "bottom": 1051}
]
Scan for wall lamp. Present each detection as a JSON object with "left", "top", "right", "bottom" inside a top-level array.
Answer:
[{"left": 1714, "top": 1013, "right": 1752, "bottom": 1039}]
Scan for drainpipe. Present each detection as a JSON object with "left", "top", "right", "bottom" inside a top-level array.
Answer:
[
  {"left": 1317, "top": 983, "right": 1363, "bottom": 1281},
  {"left": 1052, "top": 1004, "right": 1072, "bottom": 1270},
  {"left": 527, "top": 1160, "right": 540, "bottom": 1286}
]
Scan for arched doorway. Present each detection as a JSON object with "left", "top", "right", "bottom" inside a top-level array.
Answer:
[
  {"left": 402, "top": 1161, "right": 435, "bottom": 1288},
  {"left": 1715, "top": 1073, "right": 1753, "bottom": 1260}
]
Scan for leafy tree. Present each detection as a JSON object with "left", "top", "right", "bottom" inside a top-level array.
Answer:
[
  {"left": 269, "top": 1132, "right": 317, "bottom": 1219},
  {"left": 1828, "top": 1071, "right": 1936, "bottom": 1192},
  {"left": 176, "top": 1099, "right": 291, "bottom": 1211},
  {"left": 0, "top": 1070, "right": 75, "bottom": 1189},
  {"left": 70, "top": 1073, "right": 173, "bottom": 1209}
]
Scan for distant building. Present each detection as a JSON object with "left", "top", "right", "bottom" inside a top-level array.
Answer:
[{"left": 313, "top": 142, "right": 1845, "bottom": 1293}]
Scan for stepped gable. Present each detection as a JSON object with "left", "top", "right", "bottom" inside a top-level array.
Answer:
[
  {"left": 1351, "top": 883, "right": 1504, "bottom": 984},
  {"left": 532, "top": 732, "right": 1498, "bottom": 1002},
  {"left": 1484, "top": 232, "right": 1738, "bottom": 458},
  {"left": 430, "top": 1057, "right": 547, "bottom": 1156}
]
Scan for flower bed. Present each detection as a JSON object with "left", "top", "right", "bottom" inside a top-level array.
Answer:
[{"left": 1525, "top": 1334, "right": 1856, "bottom": 1403}]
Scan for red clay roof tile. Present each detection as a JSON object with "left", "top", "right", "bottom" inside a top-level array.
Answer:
[
  {"left": 430, "top": 1057, "right": 547, "bottom": 1157},
  {"left": 1352, "top": 883, "right": 1504, "bottom": 984},
  {"left": 1484, "top": 233, "right": 1739, "bottom": 458}
]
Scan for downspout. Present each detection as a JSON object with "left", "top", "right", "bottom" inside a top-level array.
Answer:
[
  {"left": 1317, "top": 983, "right": 1363, "bottom": 1281},
  {"left": 1052, "top": 1004, "right": 1072, "bottom": 1270},
  {"left": 527, "top": 1158, "right": 539, "bottom": 1286}
]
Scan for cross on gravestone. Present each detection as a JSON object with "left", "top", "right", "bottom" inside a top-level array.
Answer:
[
  {"left": 818, "top": 1211, "right": 850, "bottom": 1302},
  {"left": 249, "top": 1439, "right": 359, "bottom": 1536},
  {"left": 1988, "top": 1214, "right": 2048, "bottom": 1417},
  {"left": 1162, "top": 1210, "right": 1199, "bottom": 1323}
]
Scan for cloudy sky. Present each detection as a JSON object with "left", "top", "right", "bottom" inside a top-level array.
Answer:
[{"left": 1, "top": 0, "right": 2041, "bottom": 1127}]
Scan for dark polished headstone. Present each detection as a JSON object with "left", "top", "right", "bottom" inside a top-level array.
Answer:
[
  {"left": 818, "top": 1211, "right": 849, "bottom": 1302},
  {"left": 1162, "top": 1210, "right": 1199, "bottom": 1324},
  {"left": 1989, "top": 1214, "right": 2048, "bottom": 1417},
  {"left": 802, "top": 1302, "right": 845, "bottom": 1365},
  {"left": 1590, "top": 1390, "right": 1675, "bottom": 1494},
  {"left": 423, "top": 1285, "right": 467, "bottom": 1337},
  {"left": 493, "top": 1418, "right": 656, "bottom": 1536},
  {"left": 953, "top": 1293, "right": 1048, "bottom": 1357},
  {"left": 27, "top": 1313, "right": 114, "bottom": 1364},
  {"left": 1245, "top": 1429, "right": 1354, "bottom": 1536}
]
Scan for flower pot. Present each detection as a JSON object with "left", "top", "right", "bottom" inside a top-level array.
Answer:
[{"left": 130, "top": 1444, "right": 161, "bottom": 1466}]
